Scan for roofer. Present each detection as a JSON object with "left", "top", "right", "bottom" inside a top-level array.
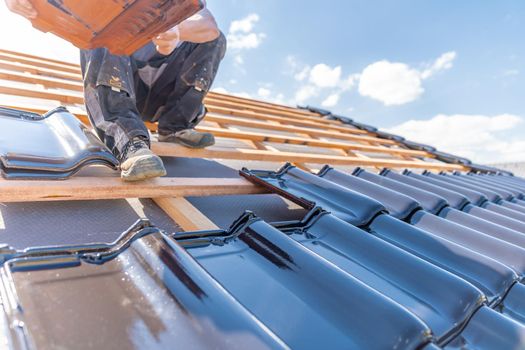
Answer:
[{"left": 5, "top": 0, "right": 226, "bottom": 181}]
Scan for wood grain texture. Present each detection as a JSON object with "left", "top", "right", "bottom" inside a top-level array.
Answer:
[
  {"left": 0, "top": 177, "right": 266, "bottom": 203},
  {"left": 153, "top": 197, "right": 219, "bottom": 231}
]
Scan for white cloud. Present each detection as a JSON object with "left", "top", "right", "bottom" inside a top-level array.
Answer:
[
  {"left": 295, "top": 66, "right": 311, "bottom": 81},
  {"left": 322, "top": 93, "right": 340, "bottom": 107},
  {"left": 229, "top": 14, "right": 259, "bottom": 33},
  {"left": 309, "top": 64, "right": 342, "bottom": 88},
  {"left": 359, "top": 61, "right": 424, "bottom": 106},
  {"left": 421, "top": 51, "right": 457, "bottom": 79},
  {"left": 257, "top": 87, "right": 271, "bottom": 98},
  {"left": 386, "top": 113, "right": 525, "bottom": 163},
  {"left": 295, "top": 85, "right": 319, "bottom": 104},
  {"left": 286, "top": 56, "right": 359, "bottom": 107},
  {"left": 234, "top": 54, "right": 244, "bottom": 65},
  {"left": 227, "top": 14, "right": 266, "bottom": 50},
  {"left": 359, "top": 51, "right": 457, "bottom": 106}
]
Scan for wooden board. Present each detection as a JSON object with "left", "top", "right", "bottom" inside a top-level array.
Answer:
[{"left": 0, "top": 177, "right": 266, "bottom": 203}]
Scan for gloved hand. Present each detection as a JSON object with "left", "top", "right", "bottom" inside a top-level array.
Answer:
[{"left": 4, "top": 0, "right": 37, "bottom": 19}]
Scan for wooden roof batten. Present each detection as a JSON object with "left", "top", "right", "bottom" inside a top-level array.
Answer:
[{"left": 0, "top": 49, "right": 468, "bottom": 231}]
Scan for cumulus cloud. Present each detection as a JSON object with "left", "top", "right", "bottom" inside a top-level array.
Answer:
[
  {"left": 359, "top": 61, "right": 424, "bottom": 106},
  {"left": 359, "top": 51, "right": 457, "bottom": 106},
  {"left": 227, "top": 14, "right": 266, "bottom": 50},
  {"left": 322, "top": 93, "right": 340, "bottom": 108},
  {"left": 257, "top": 87, "right": 271, "bottom": 98},
  {"left": 309, "top": 64, "right": 342, "bottom": 88},
  {"left": 386, "top": 113, "right": 525, "bottom": 163},
  {"left": 286, "top": 56, "right": 358, "bottom": 108},
  {"left": 295, "top": 85, "right": 319, "bottom": 104},
  {"left": 421, "top": 51, "right": 457, "bottom": 79}
]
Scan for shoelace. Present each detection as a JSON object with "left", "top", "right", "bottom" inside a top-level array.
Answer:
[{"left": 121, "top": 138, "right": 148, "bottom": 162}]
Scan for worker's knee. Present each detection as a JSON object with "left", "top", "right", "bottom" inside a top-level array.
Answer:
[{"left": 197, "top": 31, "right": 227, "bottom": 60}]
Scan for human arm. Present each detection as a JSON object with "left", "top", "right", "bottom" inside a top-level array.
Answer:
[
  {"left": 4, "top": 0, "right": 37, "bottom": 19},
  {"left": 153, "top": 2, "right": 220, "bottom": 55}
]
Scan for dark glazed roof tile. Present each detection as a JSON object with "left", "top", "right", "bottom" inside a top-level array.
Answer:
[
  {"left": 182, "top": 214, "right": 433, "bottom": 350},
  {"left": 406, "top": 171, "right": 488, "bottom": 206},
  {"left": 369, "top": 214, "right": 518, "bottom": 304},
  {"left": 410, "top": 211, "right": 525, "bottom": 275},
  {"left": 438, "top": 173, "right": 512, "bottom": 201},
  {"left": 461, "top": 174, "right": 523, "bottom": 199},
  {"left": 0, "top": 221, "right": 288, "bottom": 350},
  {"left": 0, "top": 107, "right": 118, "bottom": 179},
  {"left": 240, "top": 164, "right": 386, "bottom": 227},
  {"left": 294, "top": 212, "right": 483, "bottom": 343},
  {"left": 463, "top": 204, "right": 525, "bottom": 234},
  {"left": 439, "top": 207, "right": 525, "bottom": 249},
  {"left": 445, "top": 306, "right": 525, "bottom": 349},
  {"left": 402, "top": 140, "right": 437, "bottom": 152},
  {"left": 381, "top": 169, "right": 470, "bottom": 210},
  {"left": 354, "top": 168, "right": 448, "bottom": 214},
  {"left": 319, "top": 166, "right": 421, "bottom": 220}
]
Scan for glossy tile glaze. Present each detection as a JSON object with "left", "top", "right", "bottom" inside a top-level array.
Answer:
[
  {"left": 319, "top": 167, "right": 421, "bottom": 220},
  {"left": 0, "top": 225, "right": 288, "bottom": 350},
  {"left": 381, "top": 169, "right": 470, "bottom": 210},
  {"left": 406, "top": 171, "right": 488, "bottom": 206},
  {"left": 0, "top": 107, "right": 118, "bottom": 179},
  {"left": 355, "top": 168, "right": 448, "bottom": 214},
  {"left": 290, "top": 212, "right": 483, "bottom": 344},
  {"left": 182, "top": 215, "right": 433, "bottom": 350},
  {"left": 240, "top": 164, "right": 385, "bottom": 226}
]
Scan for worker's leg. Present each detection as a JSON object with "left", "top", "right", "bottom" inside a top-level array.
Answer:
[
  {"left": 80, "top": 48, "right": 150, "bottom": 159},
  {"left": 139, "top": 32, "right": 227, "bottom": 135},
  {"left": 80, "top": 48, "right": 166, "bottom": 181}
]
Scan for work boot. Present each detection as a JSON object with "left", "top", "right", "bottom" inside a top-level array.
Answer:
[
  {"left": 158, "top": 129, "right": 215, "bottom": 149},
  {"left": 120, "top": 137, "right": 167, "bottom": 182}
]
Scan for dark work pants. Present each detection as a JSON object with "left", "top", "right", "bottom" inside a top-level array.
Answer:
[{"left": 80, "top": 32, "right": 226, "bottom": 158}]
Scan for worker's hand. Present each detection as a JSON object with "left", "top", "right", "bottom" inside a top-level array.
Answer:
[
  {"left": 4, "top": 0, "right": 37, "bottom": 19},
  {"left": 153, "top": 26, "right": 180, "bottom": 56}
]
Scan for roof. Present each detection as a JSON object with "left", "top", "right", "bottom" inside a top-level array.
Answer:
[{"left": 0, "top": 50, "right": 524, "bottom": 349}]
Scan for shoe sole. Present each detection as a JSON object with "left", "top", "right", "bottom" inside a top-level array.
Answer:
[
  {"left": 159, "top": 136, "right": 215, "bottom": 149},
  {"left": 121, "top": 155, "right": 167, "bottom": 182}
]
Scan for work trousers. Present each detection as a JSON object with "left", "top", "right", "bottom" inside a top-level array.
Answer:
[{"left": 80, "top": 32, "right": 226, "bottom": 158}]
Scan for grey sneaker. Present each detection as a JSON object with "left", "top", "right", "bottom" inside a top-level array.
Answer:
[
  {"left": 120, "top": 138, "right": 167, "bottom": 182},
  {"left": 158, "top": 129, "right": 215, "bottom": 149}
]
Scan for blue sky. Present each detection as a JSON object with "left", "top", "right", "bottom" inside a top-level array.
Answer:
[
  {"left": 207, "top": 0, "right": 525, "bottom": 163},
  {"left": 1, "top": 1, "right": 524, "bottom": 163}
]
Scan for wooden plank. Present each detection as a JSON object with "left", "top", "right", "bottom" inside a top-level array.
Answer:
[
  {"left": 208, "top": 91, "right": 320, "bottom": 117},
  {"left": 197, "top": 126, "right": 429, "bottom": 157},
  {"left": 151, "top": 142, "right": 465, "bottom": 171},
  {"left": 0, "top": 51, "right": 81, "bottom": 74},
  {"left": 205, "top": 113, "right": 398, "bottom": 146},
  {"left": 154, "top": 197, "right": 219, "bottom": 231},
  {"left": 205, "top": 104, "right": 368, "bottom": 135},
  {"left": 0, "top": 177, "right": 266, "bottom": 203},
  {"left": 0, "top": 69, "right": 84, "bottom": 92},
  {"left": 0, "top": 83, "right": 83, "bottom": 104},
  {"left": 0, "top": 95, "right": 398, "bottom": 148},
  {"left": 0, "top": 59, "right": 82, "bottom": 82},
  {"left": 0, "top": 49, "right": 80, "bottom": 69},
  {"left": 0, "top": 101, "right": 401, "bottom": 148}
]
